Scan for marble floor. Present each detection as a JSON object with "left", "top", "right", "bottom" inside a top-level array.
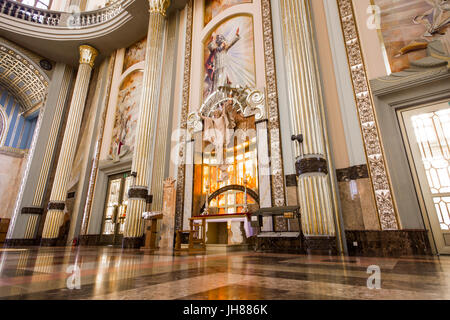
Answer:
[{"left": 0, "top": 246, "right": 449, "bottom": 300}]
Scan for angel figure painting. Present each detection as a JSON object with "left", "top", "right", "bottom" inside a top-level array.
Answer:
[
  {"left": 204, "top": 0, "right": 251, "bottom": 25},
  {"left": 203, "top": 15, "right": 256, "bottom": 100},
  {"left": 374, "top": 0, "right": 449, "bottom": 73},
  {"left": 109, "top": 71, "right": 143, "bottom": 161}
]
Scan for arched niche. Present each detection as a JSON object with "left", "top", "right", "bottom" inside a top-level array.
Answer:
[
  {"left": 108, "top": 69, "right": 143, "bottom": 161},
  {"left": 186, "top": 86, "right": 269, "bottom": 220}
]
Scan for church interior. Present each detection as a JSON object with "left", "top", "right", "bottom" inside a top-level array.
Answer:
[{"left": 0, "top": 0, "right": 449, "bottom": 300}]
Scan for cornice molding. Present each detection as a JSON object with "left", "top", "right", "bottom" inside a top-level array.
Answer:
[{"left": 371, "top": 41, "right": 450, "bottom": 96}]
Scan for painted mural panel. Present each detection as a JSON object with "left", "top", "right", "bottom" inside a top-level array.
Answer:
[
  {"left": 374, "top": 0, "right": 449, "bottom": 73},
  {"left": 203, "top": 15, "right": 256, "bottom": 100},
  {"left": 204, "top": 0, "right": 252, "bottom": 26},
  {"left": 109, "top": 71, "right": 143, "bottom": 160},
  {"left": 123, "top": 37, "right": 147, "bottom": 72}
]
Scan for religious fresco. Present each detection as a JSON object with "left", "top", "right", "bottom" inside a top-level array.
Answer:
[
  {"left": 109, "top": 71, "right": 143, "bottom": 161},
  {"left": 204, "top": 0, "right": 252, "bottom": 26},
  {"left": 123, "top": 37, "right": 147, "bottom": 72},
  {"left": 373, "top": 0, "right": 449, "bottom": 73},
  {"left": 203, "top": 15, "right": 256, "bottom": 100}
]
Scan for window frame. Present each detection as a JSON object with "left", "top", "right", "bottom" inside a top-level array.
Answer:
[{"left": 14, "top": 0, "right": 52, "bottom": 10}]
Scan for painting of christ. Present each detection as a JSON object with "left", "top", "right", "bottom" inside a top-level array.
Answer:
[
  {"left": 204, "top": 0, "right": 252, "bottom": 26},
  {"left": 373, "top": 0, "right": 449, "bottom": 73},
  {"left": 109, "top": 71, "right": 143, "bottom": 160},
  {"left": 203, "top": 15, "right": 256, "bottom": 100}
]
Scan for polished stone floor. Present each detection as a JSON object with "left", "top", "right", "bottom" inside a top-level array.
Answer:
[{"left": 0, "top": 246, "right": 449, "bottom": 300}]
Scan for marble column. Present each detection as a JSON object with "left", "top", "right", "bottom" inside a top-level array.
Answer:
[
  {"left": 21, "top": 66, "right": 73, "bottom": 241},
  {"left": 280, "top": 0, "right": 340, "bottom": 253},
  {"left": 256, "top": 120, "right": 272, "bottom": 231},
  {"left": 41, "top": 45, "right": 98, "bottom": 246},
  {"left": 123, "top": 0, "right": 169, "bottom": 248},
  {"left": 159, "top": 178, "right": 176, "bottom": 249}
]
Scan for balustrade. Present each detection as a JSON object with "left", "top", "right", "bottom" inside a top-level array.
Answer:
[{"left": 0, "top": 0, "right": 125, "bottom": 28}]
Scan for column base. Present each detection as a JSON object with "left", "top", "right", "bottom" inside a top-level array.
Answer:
[
  {"left": 40, "top": 238, "right": 58, "bottom": 247},
  {"left": 303, "top": 236, "right": 337, "bottom": 255},
  {"left": 4, "top": 238, "right": 40, "bottom": 247},
  {"left": 78, "top": 235, "right": 101, "bottom": 246},
  {"left": 345, "top": 230, "right": 432, "bottom": 257},
  {"left": 122, "top": 237, "right": 144, "bottom": 249}
]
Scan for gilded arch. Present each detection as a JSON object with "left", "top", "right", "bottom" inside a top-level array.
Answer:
[
  {"left": 200, "top": 184, "right": 259, "bottom": 213},
  {"left": 0, "top": 41, "right": 49, "bottom": 113}
]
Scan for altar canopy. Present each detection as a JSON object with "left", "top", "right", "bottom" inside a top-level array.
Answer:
[{"left": 188, "top": 86, "right": 267, "bottom": 222}]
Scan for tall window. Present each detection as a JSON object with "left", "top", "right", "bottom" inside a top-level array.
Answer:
[{"left": 15, "top": 0, "right": 52, "bottom": 9}]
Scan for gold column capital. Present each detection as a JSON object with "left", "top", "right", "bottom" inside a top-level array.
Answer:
[
  {"left": 148, "top": 0, "right": 170, "bottom": 17},
  {"left": 79, "top": 45, "right": 99, "bottom": 68}
]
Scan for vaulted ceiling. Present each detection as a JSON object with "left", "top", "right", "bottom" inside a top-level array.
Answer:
[{"left": 0, "top": 42, "right": 48, "bottom": 112}]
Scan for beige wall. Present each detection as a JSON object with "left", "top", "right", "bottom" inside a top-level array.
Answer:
[
  {"left": 0, "top": 152, "right": 25, "bottom": 219},
  {"left": 352, "top": 0, "right": 389, "bottom": 79},
  {"left": 168, "top": 5, "right": 187, "bottom": 180},
  {"left": 51, "top": 0, "right": 106, "bottom": 12},
  {"left": 50, "top": 0, "right": 69, "bottom": 11},
  {"left": 311, "top": 0, "right": 350, "bottom": 170},
  {"left": 86, "top": 0, "right": 107, "bottom": 11}
]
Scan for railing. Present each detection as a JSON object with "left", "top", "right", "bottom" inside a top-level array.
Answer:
[
  {"left": 0, "top": 0, "right": 125, "bottom": 28},
  {"left": 0, "top": 0, "right": 61, "bottom": 26}
]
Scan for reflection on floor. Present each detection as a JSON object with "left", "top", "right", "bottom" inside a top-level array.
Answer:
[{"left": 0, "top": 247, "right": 449, "bottom": 300}]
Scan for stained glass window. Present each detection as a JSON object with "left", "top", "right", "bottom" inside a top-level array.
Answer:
[
  {"left": 411, "top": 108, "right": 450, "bottom": 230},
  {"left": 102, "top": 173, "right": 132, "bottom": 235}
]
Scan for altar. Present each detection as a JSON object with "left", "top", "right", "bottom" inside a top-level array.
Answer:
[
  {"left": 190, "top": 212, "right": 254, "bottom": 246},
  {"left": 182, "top": 86, "right": 270, "bottom": 247}
]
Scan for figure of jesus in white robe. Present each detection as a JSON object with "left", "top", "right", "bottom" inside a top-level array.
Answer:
[{"left": 201, "top": 103, "right": 235, "bottom": 180}]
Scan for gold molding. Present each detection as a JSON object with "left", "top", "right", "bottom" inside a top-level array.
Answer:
[
  {"left": 175, "top": 0, "right": 194, "bottom": 231},
  {"left": 149, "top": 0, "right": 170, "bottom": 17},
  {"left": 261, "top": 0, "right": 286, "bottom": 207},
  {"left": 336, "top": 0, "right": 399, "bottom": 230},
  {"left": 79, "top": 45, "right": 99, "bottom": 68},
  {"left": 0, "top": 145, "right": 27, "bottom": 157}
]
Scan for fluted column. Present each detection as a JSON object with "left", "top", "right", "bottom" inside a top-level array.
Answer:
[
  {"left": 122, "top": 0, "right": 169, "bottom": 248},
  {"left": 280, "top": 0, "right": 340, "bottom": 253},
  {"left": 21, "top": 66, "right": 72, "bottom": 240},
  {"left": 41, "top": 45, "right": 98, "bottom": 246}
]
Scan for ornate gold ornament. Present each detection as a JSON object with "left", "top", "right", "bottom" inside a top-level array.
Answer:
[
  {"left": 0, "top": 45, "right": 48, "bottom": 111},
  {"left": 336, "top": 0, "right": 399, "bottom": 230},
  {"left": 261, "top": 0, "right": 286, "bottom": 207},
  {"left": 79, "top": 45, "right": 99, "bottom": 68},
  {"left": 148, "top": 0, "right": 170, "bottom": 16},
  {"left": 175, "top": 0, "right": 193, "bottom": 231},
  {"left": 187, "top": 86, "right": 267, "bottom": 138}
]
